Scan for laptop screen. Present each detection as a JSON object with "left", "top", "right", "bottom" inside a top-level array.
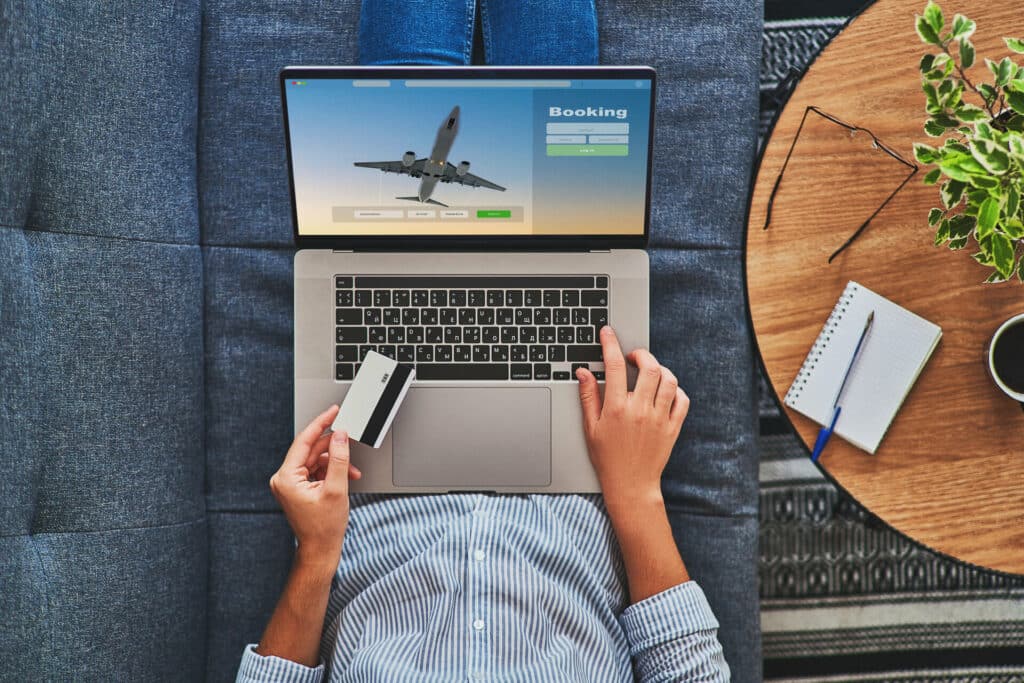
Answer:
[{"left": 282, "top": 70, "right": 654, "bottom": 239}]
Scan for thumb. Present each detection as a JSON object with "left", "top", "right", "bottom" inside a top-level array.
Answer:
[
  {"left": 324, "top": 431, "right": 351, "bottom": 496},
  {"left": 576, "top": 367, "right": 601, "bottom": 430}
]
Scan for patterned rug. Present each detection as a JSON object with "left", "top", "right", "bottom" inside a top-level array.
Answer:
[{"left": 756, "top": 10, "right": 1024, "bottom": 682}]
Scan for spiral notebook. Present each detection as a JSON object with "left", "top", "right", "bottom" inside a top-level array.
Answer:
[{"left": 784, "top": 281, "right": 942, "bottom": 454}]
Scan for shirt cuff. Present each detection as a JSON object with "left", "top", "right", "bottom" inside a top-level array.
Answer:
[
  {"left": 236, "top": 644, "right": 325, "bottom": 683},
  {"left": 618, "top": 580, "right": 720, "bottom": 654}
]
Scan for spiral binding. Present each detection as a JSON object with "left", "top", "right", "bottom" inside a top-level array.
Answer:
[{"left": 784, "top": 281, "right": 859, "bottom": 406}]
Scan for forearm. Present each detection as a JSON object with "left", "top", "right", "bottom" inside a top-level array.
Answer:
[
  {"left": 256, "top": 548, "right": 337, "bottom": 667},
  {"left": 605, "top": 490, "right": 689, "bottom": 604}
]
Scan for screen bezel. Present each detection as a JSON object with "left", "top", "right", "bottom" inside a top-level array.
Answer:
[{"left": 279, "top": 65, "right": 656, "bottom": 251}]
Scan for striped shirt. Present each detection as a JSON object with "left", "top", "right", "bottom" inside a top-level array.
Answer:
[{"left": 237, "top": 494, "right": 729, "bottom": 682}]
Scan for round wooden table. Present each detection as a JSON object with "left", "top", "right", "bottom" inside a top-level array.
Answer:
[{"left": 747, "top": 0, "right": 1024, "bottom": 574}]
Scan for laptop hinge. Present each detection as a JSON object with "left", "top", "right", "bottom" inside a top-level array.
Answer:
[
  {"left": 332, "top": 249, "right": 355, "bottom": 253},
  {"left": 588, "top": 249, "right": 611, "bottom": 253}
]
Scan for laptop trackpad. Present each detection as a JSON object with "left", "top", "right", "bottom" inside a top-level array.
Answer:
[{"left": 393, "top": 387, "right": 551, "bottom": 488}]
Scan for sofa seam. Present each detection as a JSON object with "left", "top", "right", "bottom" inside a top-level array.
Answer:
[{"left": 0, "top": 516, "right": 206, "bottom": 538}]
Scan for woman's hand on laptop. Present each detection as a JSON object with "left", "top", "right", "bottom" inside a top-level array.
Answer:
[
  {"left": 576, "top": 326, "right": 692, "bottom": 602},
  {"left": 270, "top": 404, "right": 362, "bottom": 577}
]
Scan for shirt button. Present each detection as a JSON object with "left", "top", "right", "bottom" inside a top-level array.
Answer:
[
  {"left": 473, "top": 619, "right": 485, "bottom": 631},
  {"left": 473, "top": 671, "right": 485, "bottom": 681},
  {"left": 473, "top": 549, "right": 486, "bottom": 562}
]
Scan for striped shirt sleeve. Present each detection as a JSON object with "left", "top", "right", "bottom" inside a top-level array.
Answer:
[
  {"left": 235, "top": 644, "right": 324, "bottom": 683},
  {"left": 618, "top": 581, "right": 730, "bottom": 682}
]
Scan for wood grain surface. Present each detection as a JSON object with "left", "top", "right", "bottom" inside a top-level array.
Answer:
[{"left": 747, "top": 0, "right": 1024, "bottom": 574}]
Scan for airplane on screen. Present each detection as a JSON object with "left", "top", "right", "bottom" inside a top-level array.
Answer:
[{"left": 354, "top": 106, "right": 506, "bottom": 208}]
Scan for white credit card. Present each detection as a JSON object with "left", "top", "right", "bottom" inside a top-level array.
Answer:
[{"left": 331, "top": 351, "right": 415, "bottom": 448}]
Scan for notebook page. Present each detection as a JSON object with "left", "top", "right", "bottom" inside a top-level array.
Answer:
[{"left": 785, "top": 281, "right": 942, "bottom": 453}]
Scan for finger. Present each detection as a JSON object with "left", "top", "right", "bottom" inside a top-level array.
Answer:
[
  {"left": 576, "top": 367, "right": 601, "bottom": 430},
  {"left": 599, "top": 326, "right": 628, "bottom": 403},
  {"left": 627, "top": 348, "right": 662, "bottom": 403},
  {"left": 669, "top": 387, "right": 691, "bottom": 425},
  {"left": 304, "top": 432, "right": 333, "bottom": 469},
  {"left": 323, "top": 430, "right": 351, "bottom": 496},
  {"left": 654, "top": 368, "right": 678, "bottom": 413},
  {"left": 309, "top": 453, "right": 331, "bottom": 481},
  {"left": 286, "top": 405, "right": 340, "bottom": 467},
  {"left": 349, "top": 463, "right": 362, "bottom": 480}
]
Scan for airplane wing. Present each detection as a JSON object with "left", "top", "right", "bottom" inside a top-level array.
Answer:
[
  {"left": 354, "top": 159, "right": 427, "bottom": 177},
  {"left": 441, "top": 162, "right": 506, "bottom": 191}
]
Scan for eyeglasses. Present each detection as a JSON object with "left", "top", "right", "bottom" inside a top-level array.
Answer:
[{"left": 762, "top": 106, "right": 919, "bottom": 263}]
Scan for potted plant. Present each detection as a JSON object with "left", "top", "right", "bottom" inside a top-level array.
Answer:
[{"left": 913, "top": 1, "right": 1024, "bottom": 282}]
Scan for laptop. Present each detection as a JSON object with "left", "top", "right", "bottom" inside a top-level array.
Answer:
[{"left": 281, "top": 66, "right": 655, "bottom": 493}]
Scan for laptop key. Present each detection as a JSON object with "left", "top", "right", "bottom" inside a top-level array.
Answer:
[
  {"left": 463, "top": 326, "right": 481, "bottom": 344},
  {"left": 543, "top": 290, "right": 560, "bottom": 306},
  {"left": 458, "top": 308, "right": 476, "bottom": 325},
  {"left": 402, "top": 308, "right": 419, "bottom": 325},
  {"left": 412, "top": 290, "right": 429, "bottom": 306},
  {"left": 336, "top": 290, "right": 353, "bottom": 306},
  {"left": 491, "top": 344, "right": 509, "bottom": 361},
  {"left": 515, "top": 309, "right": 532, "bottom": 324},
  {"left": 576, "top": 327, "right": 594, "bottom": 344},
  {"left": 548, "top": 345, "right": 566, "bottom": 362},
  {"left": 435, "top": 345, "right": 453, "bottom": 362},
  {"left": 581, "top": 290, "right": 608, "bottom": 306},
  {"left": 335, "top": 276, "right": 353, "bottom": 289},
  {"left": 529, "top": 345, "right": 546, "bottom": 362},
  {"left": 519, "top": 326, "right": 537, "bottom": 343},
  {"left": 468, "top": 290, "right": 486, "bottom": 306},
  {"left": 336, "top": 363, "right": 354, "bottom": 380},
  {"left": 553, "top": 370, "right": 571, "bottom": 380},
  {"left": 486, "top": 290, "right": 504, "bottom": 306},
  {"left": 557, "top": 327, "right": 575, "bottom": 343},
  {"left": 336, "top": 309, "right": 361, "bottom": 325},
  {"left": 568, "top": 346, "right": 602, "bottom": 361},
  {"left": 476, "top": 308, "right": 494, "bottom": 325},
  {"left": 554, "top": 308, "right": 571, "bottom": 325},
  {"left": 511, "top": 345, "right": 528, "bottom": 362},
  {"left": 510, "top": 363, "right": 532, "bottom": 380},
  {"left": 416, "top": 345, "right": 434, "bottom": 362},
  {"left": 393, "top": 290, "right": 411, "bottom": 307},
  {"left": 337, "top": 327, "right": 368, "bottom": 343},
  {"left": 454, "top": 344, "right": 472, "bottom": 362},
  {"left": 430, "top": 290, "right": 447, "bottom": 306},
  {"left": 505, "top": 290, "right": 523, "bottom": 306},
  {"left": 572, "top": 309, "right": 589, "bottom": 325},
  {"left": 449, "top": 290, "right": 467, "bottom": 306},
  {"left": 534, "top": 308, "right": 551, "bottom": 325},
  {"left": 336, "top": 345, "right": 358, "bottom": 362},
  {"left": 440, "top": 308, "right": 457, "bottom": 325},
  {"left": 483, "top": 327, "right": 500, "bottom": 343},
  {"left": 444, "top": 327, "right": 462, "bottom": 344},
  {"left": 416, "top": 363, "right": 509, "bottom": 381},
  {"left": 364, "top": 308, "right": 382, "bottom": 325},
  {"left": 373, "top": 290, "right": 391, "bottom": 307},
  {"left": 369, "top": 327, "right": 387, "bottom": 343},
  {"left": 591, "top": 308, "right": 608, "bottom": 329},
  {"left": 420, "top": 309, "right": 438, "bottom": 325},
  {"left": 571, "top": 362, "right": 590, "bottom": 375},
  {"left": 398, "top": 345, "right": 415, "bottom": 362},
  {"left": 387, "top": 327, "right": 405, "bottom": 343},
  {"left": 472, "top": 345, "right": 490, "bottom": 362},
  {"left": 562, "top": 291, "right": 579, "bottom": 306},
  {"left": 533, "top": 363, "right": 551, "bottom": 380},
  {"left": 593, "top": 371, "right": 605, "bottom": 381},
  {"left": 383, "top": 308, "right": 401, "bottom": 325},
  {"left": 378, "top": 345, "right": 396, "bottom": 359},
  {"left": 496, "top": 308, "right": 514, "bottom": 325},
  {"left": 358, "top": 344, "right": 376, "bottom": 360},
  {"left": 596, "top": 276, "right": 609, "bottom": 288},
  {"left": 539, "top": 326, "right": 556, "bottom": 344},
  {"left": 407, "top": 326, "right": 424, "bottom": 343},
  {"left": 355, "top": 290, "right": 372, "bottom": 307},
  {"left": 500, "top": 327, "right": 518, "bottom": 343},
  {"left": 524, "top": 290, "right": 542, "bottom": 306}
]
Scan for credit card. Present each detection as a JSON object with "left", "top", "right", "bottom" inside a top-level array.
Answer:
[{"left": 331, "top": 351, "right": 415, "bottom": 448}]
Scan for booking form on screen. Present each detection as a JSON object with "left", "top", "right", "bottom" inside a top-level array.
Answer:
[{"left": 283, "top": 76, "right": 652, "bottom": 237}]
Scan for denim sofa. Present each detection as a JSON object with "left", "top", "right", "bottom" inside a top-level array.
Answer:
[{"left": 0, "top": 1, "right": 762, "bottom": 680}]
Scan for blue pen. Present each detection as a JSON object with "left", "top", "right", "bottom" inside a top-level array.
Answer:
[{"left": 810, "top": 310, "right": 875, "bottom": 462}]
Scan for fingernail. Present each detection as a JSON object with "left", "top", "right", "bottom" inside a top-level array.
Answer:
[
  {"left": 575, "top": 368, "right": 585, "bottom": 381},
  {"left": 602, "top": 325, "right": 613, "bottom": 335},
  {"left": 332, "top": 430, "right": 347, "bottom": 442}
]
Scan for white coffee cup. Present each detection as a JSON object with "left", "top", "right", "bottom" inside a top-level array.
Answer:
[{"left": 988, "top": 313, "right": 1024, "bottom": 403}]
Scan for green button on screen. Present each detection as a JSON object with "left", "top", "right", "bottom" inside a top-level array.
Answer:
[
  {"left": 546, "top": 144, "right": 629, "bottom": 157},
  {"left": 477, "top": 210, "right": 511, "bottom": 218}
]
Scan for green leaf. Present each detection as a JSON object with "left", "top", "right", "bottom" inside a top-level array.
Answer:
[
  {"left": 1009, "top": 136, "right": 1024, "bottom": 160},
  {"left": 984, "top": 271, "right": 1008, "bottom": 284},
  {"left": 928, "top": 207, "right": 944, "bottom": 225},
  {"left": 1005, "top": 38, "right": 1024, "bottom": 54},
  {"left": 923, "top": 167, "right": 942, "bottom": 184},
  {"left": 967, "top": 173, "right": 1000, "bottom": 190},
  {"left": 933, "top": 113, "right": 960, "bottom": 128},
  {"left": 951, "top": 14, "right": 975, "bottom": 39},
  {"left": 1003, "top": 218, "right": 1024, "bottom": 239},
  {"left": 979, "top": 83, "right": 997, "bottom": 105},
  {"left": 960, "top": 39, "right": 975, "bottom": 69},
  {"left": 975, "top": 122, "right": 994, "bottom": 140},
  {"left": 1006, "top": 89, "right": 1024, "bottom": 115},
  {"left": 941, "top": 179, "right": 966, "bottom": 207},
  {"left": 977, "top": 196, "right": 1000, "bottom": 236},
  {"left": 1018, "top": 255, "right": 1024, "bottom": 282},
  {"left": 922, "top": 82, "right": 940, "bottom": 111},
  {"left": 920, "top": 54, "right": 936, "bottom": 73},
  {"left": 935, "top": 218, "right": 951, "bottom": 245},
  {"left": 916, "top": 15, "right": 942, "bottom": 45},
  {"left": 967, "top": 189, "right": 990, "bottom": 205},
  {"left": 944, "top": 139, "right": 970, "bottom": 154},
  {"left": 973, "top": 250, "right": 995, "bottom": 265},
  {"left": 954, "top": 104, "right": 988, "bottom": 121},
  {"left": 914, "top": 143, "right": 939, "bottom": 164},
  {"left": 948, "top": 214, "right": 976, "bottom": 238},
  {"left": 1005, "top": 115, "right": 1024, "bottom": 133},
  {"left": 924, "top": 119, "right": 946, "bottom": 136},
  {"left": 1008, "top": 187, "right": 1020, "bottom": 219},
  {"left": 923, "top": 1, "right": 944, "bottom": 33},
  {"left": 948, "top": 236, "right": 969, "bottom": 249},
  {"left": 1011, "top": 78, "right": 1024, "bottom": 92},
  {"left": 992, "top": 232, "right": 1014, "bottom": 278},
  {"left": 997, "top": 57, "right": 1015, "bottom": 87},
  {"left": 970, "top": 139, "right": 1011, "bottom": 174}
]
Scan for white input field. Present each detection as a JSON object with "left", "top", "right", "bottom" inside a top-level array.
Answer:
[
  {"left": 406, "top": 79, "right": 571, "bottom": 87},
  {"left": 588, "top": 134, "right": 629, "bottom": 144},
  {"left": 546, "top": 135, "right": 587, "bottom": 144},
  {"left": 354, "top": 210, "right": 403, "bottom": 218},
  {"left": 546, "top": 122, "right": 629, "bottom": 134},
  {"left": 352, "top": 80, "right": 391, "bottom": 87},
  {"left": 408, "top": 210, "right": 436, "bottom": 219}
]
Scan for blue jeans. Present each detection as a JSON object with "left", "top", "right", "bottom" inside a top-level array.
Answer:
[{"left": 358, "top": 0, "right": 599, "bottom": 65}]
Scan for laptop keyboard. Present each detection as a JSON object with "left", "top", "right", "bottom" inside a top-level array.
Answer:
[{"left": 334, "top": 275, "right": 608, "bottom": 381}]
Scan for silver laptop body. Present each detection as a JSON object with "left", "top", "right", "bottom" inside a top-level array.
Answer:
[{"left": 282, "top": 66, "right": 656, "bottom": 493}]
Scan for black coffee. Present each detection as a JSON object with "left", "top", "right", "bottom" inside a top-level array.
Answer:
[{"left": 992, "top": 321, "right": 1024, "bottom": 394}]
